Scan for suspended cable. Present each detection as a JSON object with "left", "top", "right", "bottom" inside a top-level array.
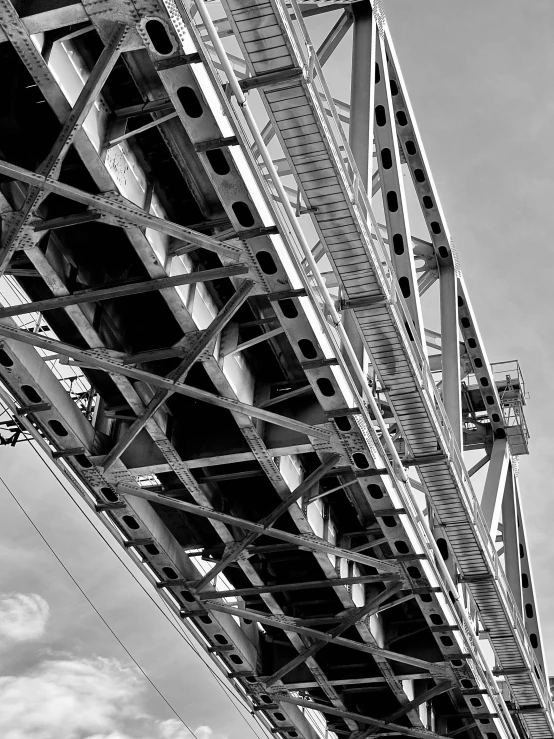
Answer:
[
  {"left": 27, "top": 442, "right": 271, "bottom": 739},
  {"left": 0, "top": 472, "right": 201, "bottom": 739}
]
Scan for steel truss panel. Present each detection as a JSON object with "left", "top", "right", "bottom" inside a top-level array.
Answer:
[
  {"left": 214, "top": 1, "right": 552, "bottom": 738},
  {"left": 0, "top": 3, "right": 549, "bottom": 739}
]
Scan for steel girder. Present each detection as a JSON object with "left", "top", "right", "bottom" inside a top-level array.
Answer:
[{"left": 0, "top": 4, "right": 544, "bottom": 739}]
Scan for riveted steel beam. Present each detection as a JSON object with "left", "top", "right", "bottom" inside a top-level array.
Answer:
[
  {"left": 194, "top": 574, "right": 397, "bottom": 600},
  {"left": 116, "top": 481, "right": 398, "bottom": 572},
  {"left": 102, "top": 279, "right": 255, "bottom": 471},
  {"left": 198, "top": 600, "right": 447, "bottom": 676},
  {"left": 0, "top": 322, "right": 330, "bottom": 440},
  {"left": 193, "top": 453, "right": 343, "bottom": 591},
  {"left": 265, "top": 582, "right": 404, "bottom": 686},
  {"left": 0, "top": 266, "right": 249, "bottom": 319},
  {"left": 0, "top": 23, "right": 129, "bottom": 274},
  {"left": 275, "top": 696, "right": 448, "bottom": 739},
  {"left": 0, "top": 160, "right": 243, "bottom": 261}
]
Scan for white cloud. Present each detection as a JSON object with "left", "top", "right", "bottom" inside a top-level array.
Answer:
[
  {"left": 0, "top": 656, "right": 227, "bottom": 739},
  {"left": 0, "top": 593, "right": 49, "bottom": 647}
]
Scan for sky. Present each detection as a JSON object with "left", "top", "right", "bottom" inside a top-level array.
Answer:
[{"left": 2, "top": 1, "right": 554, "bottom": 738}]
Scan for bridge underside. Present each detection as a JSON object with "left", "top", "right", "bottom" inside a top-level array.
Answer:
[{"left": 0, "top": 3, "right": 550, "bottom": 739}]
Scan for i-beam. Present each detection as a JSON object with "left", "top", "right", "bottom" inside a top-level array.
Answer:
[
  {"left": 0, "top": 323, "right": 331, "bottom": 441},
  {"left": 193, "top": 453, "right": 342, "bottom": 591},
  {"left": 102, "top": 280, "right": 254, "bottom": 471},
  {"left": 117, "top": 482, "right": 398, "bottom": 571},
  {"left": 0, "top": 266, "right": 249, "bottom": 319}
]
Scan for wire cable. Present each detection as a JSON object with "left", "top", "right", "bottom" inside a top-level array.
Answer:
[
  {"left": 26, "top": 442, "right": 272, "bottom": 739},
  {"left": 0, "top": 471, "right": 201, "bottom": 739}
]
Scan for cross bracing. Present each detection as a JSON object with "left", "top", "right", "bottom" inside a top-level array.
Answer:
[{"left": 0, "top": 3, "right": 546, "bottom": 739}]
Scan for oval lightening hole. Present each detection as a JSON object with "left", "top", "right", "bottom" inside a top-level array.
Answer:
[
  {"left": 487, "top": 734, "right": 497, "bottom": 739},
  {"left": 181, "top": 590, "right": 195, "bottom": 603},
  {"left": 470, "top": 698, "right": 482, "bottom": 707},
  {"left": 206, "top": 149, "right": 230, "bottom": 176},
  {"left": 274, "top": 713, "right": 286, "bottom": 722},
  {"left": 255, "top": 250, "right": 277, "bottom": 275},
  {"left": 215, "top": 634, "right": 228, "bottom": 645},
  {"left": 468, "top": 338, "right": 477, "bottom": 349},
  {"left": 431, "top": 221, "right": 441, "bottom": 234},
  {"left": 335, "top": 416, "right": 351, "bottom": 432},
  {"left": 75, "top": 454, "right": 92, "bottom": 468},
  {"left": 382, "top": 516, "right": 397, "bottom": 528},
  {"left": 404, "top": 321, "right": 414, "bottom": 341},
  {"left": 458, "top": 296, "right": 465, "bottom": 307},
  {"left": 390, "top": 79, "right": 398, "bottom": 95},
  {"left": 145, "top": 19, "right": 174, "bottom": 55},
  {"left": 229, "top": 654, "right": 243, "bottom": 665},
  {"left": 441, "top": 635, "right": 454, "bottom": 647},
  {"left": 298, "top": 339, "right": 317, "bottom": 359},
  {"left": 395, "top": 540, "right": 409, "bottom": 554},
  {"left": 474, "top": 358, "right": 483, "bottom": 368},
  {"left": 405, "top": 140, "right": 416, "bottom": 155},
  {"left": 420, "top": 593, "right": 432, "bottom": 603},
  {"left": 461, "top": 317, "right": 471, "bottom": 328},
  {"left": 423, "top": 195, "right": 433, "bottom": 209},
  {"left": 398, "top": 276, "right": 411, "bottom": 298},
  {"left": 520, "top": 544, "right": 525, "bottom": 558},
  {"left": 495, "top": 428, "right": 506, "bottom": 440},
  {"left": 101, "top": 487, "right": 118, "bottom": 503},
  {"left": 491, "top": 413, "right": 500, "bottom": 423},
  {"left": 200, "top": 615, "right": 212, "bottom": 624},
  {"left": 22, "top": 385, "right": 42, "bottom": 403},
  {"left": 145, "top": 543, "right": 160, "bottom": 556},
  {"left": 414, "top": 168, "right": 425, "bottom": 183},
  {"left": 438, "top": 246, "right": 449, "bottom": 258},
  {"left": 436, "top": 537, "right": 449, "bottom": 560},
  {"left": 396, "top": 110, "right": 407, "bottom": 126},
  {"left": 522, "top": 573, "right": 529, "bottom": 588},
  {"left": 0, "top": 349, "right": 13, "bottom": 367},
  {"left": 530, "top": 633, "right": 539, "bottom": 648},
  {"left": 375, "top": 105, "right": 386, "bottom": 127},
  {"left": 123, "top": 515, "right": 140, "bottom": 530},
  {"left": 525, "top": 603, "right": 534, "bottom": 619},
  {"left": 375, "top": 63, "right": 381, "bottom": 84},
  {"left": 451, "top": 659, "right": 463, "bottom": 668},
  {"left": 162, "top": 567, "right": 179, "bottom": 580},
  {"left": 381, "top": 148, "right": 392, "bottom": 169},
  {"left": 353, "top": 452, "right": 369, "bottom": 469},
  {"left": 48, "top": 419, "right": 68, "bottom": 437},
  {"left": 393, "top": 234, "right": 404, "bottom": 255},
  {"left": 479, "top": 720, "right": 490, "bottom": 725},
  {"left": 177, "top": 87, "right": 203, "bottom": 118},
  {"left": 387, "top": 191, "right": 398, "bottom": 212},
  {"left": 486, "top": 395, "right": 494, "bottom": 405},
  {"left": 430, "top": 614, "right": 443, "bottom": 626},
  {"left": 316, "top": 378, "right": 335, "bottom": 397},
  {"left": 232, "top": 202, "right": 255, "bottom": 228},
  {"left": 261, "top": 694, "right": 272, "bottom": 704},
  {"left": 461, "top": 679, "right": 472, "bottom": 689},
  {"left": 480, "top": 377, "right": 489, "bottom": 387},
  {"left": 407, "top": 565, "right": 421, "bottom": 579},
  {"left": 278, "top": 299, "right": 298, "bottom": 319},
  {"left": 368, "top": 484, "right": 383, "bottom": 499}
]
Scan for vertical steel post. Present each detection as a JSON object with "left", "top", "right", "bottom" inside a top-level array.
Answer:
[
  {"left": 481, "top": 438, "right": 509, "bottom": 533},
  {"left": 439, "top": 264, "right": 462, "bottom": 448},
  {"left": 501, "top": 465, "right": 522, "bottom": 613},
  {"left": 344, "top": 3, "right": 376, "bottom": 380},
  {"left": 349, "top": 2, "right": 375, "bottom": 189}
]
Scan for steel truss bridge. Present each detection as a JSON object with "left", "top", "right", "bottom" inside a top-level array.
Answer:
[{"left": 0, "top": 2, "right": 549, "bottom": 739}]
